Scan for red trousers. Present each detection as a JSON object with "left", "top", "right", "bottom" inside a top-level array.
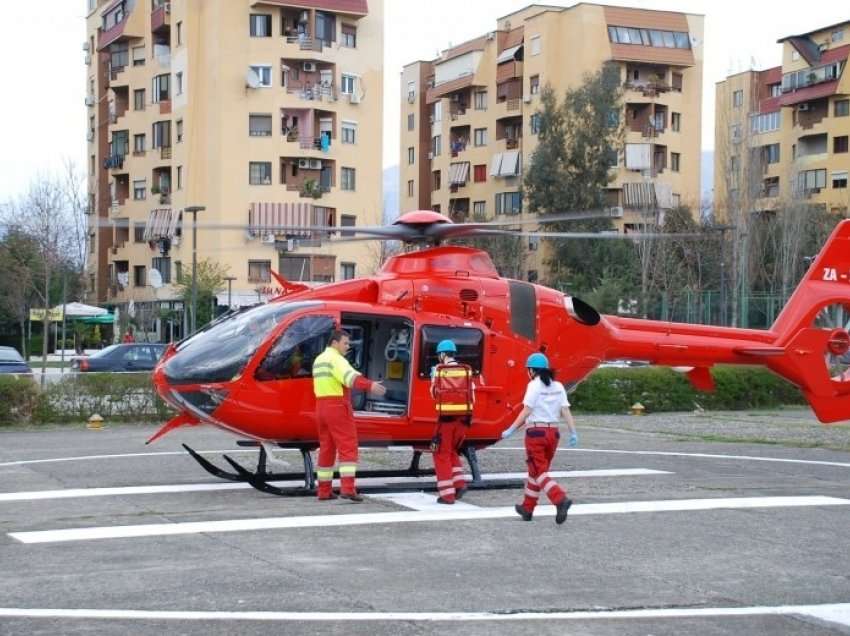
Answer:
[
  {"left": 433, "top": 418, "right": 469, "bottom": 502},
  {"left": 316, "top": 397, "right": 359, "bottom": 497},
  {"left": 520, "top": 427, "right": 566, "bottom": 513}
]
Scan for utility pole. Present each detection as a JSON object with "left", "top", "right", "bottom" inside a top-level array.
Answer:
[
  {"left": 224, "top": 276, "right": 237, "bottom": 309},
  {"left": 185, "top": 205, "right": 205, "bottom": 333}
]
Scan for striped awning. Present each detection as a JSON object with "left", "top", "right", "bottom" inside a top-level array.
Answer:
[
  {"left": 143, "top": 208, "right": 180, "bottom": 241},
  {"left": 449, "top": 162, "right": 470, "bottom": 185},
  {"left": 622, "top": 182, "right": 673, "bottom": 209},
  {"left": 497, "top": 151, "right": 520, "bottom": 177},
  {"left": 248, "top": 202, "right": 320, "bottom": 237}
]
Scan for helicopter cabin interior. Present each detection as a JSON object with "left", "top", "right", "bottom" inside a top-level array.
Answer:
[{"left": 342, "top": 313, "right": 413, "bottom": 415}]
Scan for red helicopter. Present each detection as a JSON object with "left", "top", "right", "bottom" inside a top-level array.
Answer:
[{"left": 148, "top": 210, "right": 850, "bottom": 495}]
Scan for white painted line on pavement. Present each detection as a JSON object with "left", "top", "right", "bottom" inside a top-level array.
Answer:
[
  {"left": 370, "top": 492, "right": 482, "bottom": 511},
  {"left": 0, "top": 469, "right": 670, "bottom": 503},
  {"left": 496, "top": 447, "right": 850, "bottom": 468},
  {"left": 0, "top": 603, "right": 847, "bottom": 626},
  {"left": 9, "top": 496, "right": 848, "bottom": 544}
]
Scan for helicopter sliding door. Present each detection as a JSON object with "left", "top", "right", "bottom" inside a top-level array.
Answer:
[{"left": 341, "top": 313, "right": 413, "bottom": 416}]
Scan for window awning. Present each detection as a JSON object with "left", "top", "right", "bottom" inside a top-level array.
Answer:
[
  {"left": 833, "top": 171, "right": 849, "bottom": 179},
  {"left": 449, "top": 161, "right": 470, "bottom": 185},
  {"left": 625, "top": 143, "right": 651, "bottom": 170},
  {"left": 496, "top": 44, "right": 522, "bottom": 64},
  {"left": 497, "top": 150, "right": 520, "bottom": 177},
  {"left": 622, "top": 182, "right": 674, "bottom": 209},
  {"left": 249, "top": 202, "right": 316, "bottom": 237},
  {"left": 143, "top": 208, "right": 180, "bottom": 241},
  {"left": 489, "top": 153, "right": 503, "bottom": 177}
]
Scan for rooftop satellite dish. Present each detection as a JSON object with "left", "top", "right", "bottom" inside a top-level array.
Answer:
[
  {"left": 245, "top": 69, "right": 261, "bottom": 89},
  {"left": 149, "top": 268, "right": 163, "bottom": 289}
]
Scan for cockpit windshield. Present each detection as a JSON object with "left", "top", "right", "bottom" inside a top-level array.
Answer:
[{"left": 164, "top": 301, "right": 321, "bottom": 385}]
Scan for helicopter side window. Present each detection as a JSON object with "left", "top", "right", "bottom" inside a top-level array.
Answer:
[
  {"left": 255, "top": 315, "right": 335, "bottom": 381},
  {"left": 417, "top": 326, "right": 483, "bottom": 379},
  {"left": 509, "top": 280, "right": 536, "bottom": 341}
]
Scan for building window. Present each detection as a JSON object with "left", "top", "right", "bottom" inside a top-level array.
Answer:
[
  {"left": 407, "top": 180, "right": 414, "bottom": 197},
  {"left": 530, "top": 113, "right": 541, "bottom": 135},
  {"left": 342, "top": 122, "right": 357, "bottom": 144},
  {"left": 474, "top": 128, "right": 487, "bottom": 146},
  {"left": 836, "top": 136, "right": 849, "bottom": 154},
  {"left": 133, "top": 89, "right": 145, "bottom": 111},
  {"left": 249, "top": 114, "right": 273, "bottom": 136},
  {"left": 833, "top": 171, "right": 848, "bottom": 189},
  {"left": 671, "top": 112, "right": 681, "bottom": 132},
  {"left": 407, "top": 80, "right": 416, "bottom": 102},
  {"left": 341, "top": 24, "right": 357, "bottom": 48},
  {"left": 177, "top": 21, "right": 182, "bottom": 45},
  {"left": 792, "top": 50, "right": 800, "bottom": 61},
  {"left": 175, "top": 261, "right": 182, "bottom": 282},
  {"left": 341, "top": 167, "right": 356, "bottom": 191},
  {"left": 833, "top": 29, "right": 844, "bottom": 42},
  {"left": 407, "top": 113, "right": 415, "bottom": 130},
  {"left": 175, "top": 72, "right": 183, "bottom": 96},
  {"left": 248, "top": 260, "right": 271, "bottom": 283},
  {"left": 249, "top": 162, "right": 272, "bottom": 185},
  {"left": 671, "top": 152, "right": 680, "bottom": 172},
  {"left": 769, "top": 83, "right": 782, "bottom": 97},
  {"left": 433, "top": 101, "right": 443, "bottom": 122},
  {"left": 473, "top": 200, "right": 485, "bottom": 216},
  {"left": 798, "top": 168, "right": 827, "bottom": 192},
  {"left": 152, "top": 74, "right": 170, "bottom": 102},
  {"left": 473, "top": 164, "right": 487, "bottom": 182},
  {"left": 134, "top": 223, "right": 146, "bottom": 242},
  {"left": 341, "top": 262, "right": 355, "bottom": 280},
  {"left": 250, "top": 14, "right": 272, "bottom": 37},
  {"left": 528, "top": 236, "right": 539, "bottom": 251},
  {"left": 134, "top": 265, "right": 146, "bottom": 287},
  {"left": 152, "top": 121, "right": 171, "bottom": 148},
  {"left": 249, "top": 65, "right": 272, "bottom": 87},
  {"left": 608, "top": 26, "right": 691, "bottom": 49},
  {"left": 432, "top": 170, "right": 441, "bottom": 190},
  {"left": 177, "top": 165, "right": 183, "bottom": 189},
  {"left": 474, "top": 90, "right": 487, "bottom": 110},
  {"left": 408, "top": 147, "right": 415, "bottom": 164},
  {"left": 341, "top": 74, "right": 357, "bottom": 95},
  {"left": 133, "top": 134, "right": 145, "bottom": 153},
  {"left": 762, "top": 143, "right": 780, "bottom": 164},
  {"left": 836, "top": 100, "right": 850, "bottom": 117},
  {"left": 530, "top": 75, "right": 540, "bottom": 95},
  {"left": 527, "top": 270, "right": 538, "bottom": 283},
  {"left": 340, "top": 214, "right": 356, "bottom": 236},
  {"left": 431, "top": 135, "right": 441, "bottom": 157},
  {"left": 732, "top": 89, "right": 743, "bottom": 108},
  {"left": 152, "top": 257, "right": 171, "bottom": 284},
  {"left": 133, "top": 179, "right": 146, "bottom": 200},
  {"left": 132, "top": 46, "right": 145, "bottom": 66},
  {"left": 176, "top": 119, "right": 184, "bottom": 143},
  {"left": 530, "top": 35, "right": 541, "bottom": 56},
  {"left": 495, "top": 192, "right": 521, "bottom": 215},
  {"left": 750, "top": 111, "right": 780, "bottom": 134}
]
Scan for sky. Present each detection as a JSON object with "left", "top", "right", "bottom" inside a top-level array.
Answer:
[{"left": 1, "top": 0, "right": 848, "bottom": 202}]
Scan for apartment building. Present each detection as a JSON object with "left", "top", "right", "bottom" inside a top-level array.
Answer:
[
  {"left": 715, "top": 20, "right": 850, "bottom": 220},
  {"left": 85, "top": 0, "right": 383, "bottom": 333},
  {"left": 401, "top": 3, "right": 703, "bottom": 281}
]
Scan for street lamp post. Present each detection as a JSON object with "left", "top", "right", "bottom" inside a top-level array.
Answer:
[
  {"left": 185, "top": 205, "right": 206, "bottom": 333},
  {"left": 224, "top": 276, "right": 237, "bottom": 309}
]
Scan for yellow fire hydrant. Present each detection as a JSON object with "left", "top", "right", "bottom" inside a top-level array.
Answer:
[
  {"left": 630, "top": 402, "right": 646, "bottom": 416},
  {"left": 87, "top": 414, "right": 104, "bottom": 430}
]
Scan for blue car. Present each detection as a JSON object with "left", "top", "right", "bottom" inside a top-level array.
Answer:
[
  {"left": 71, "top": 343, "right": 167, "bottom": 373},
  {"left": 0, "top": 346, "right": 33, "bottom": 378}
]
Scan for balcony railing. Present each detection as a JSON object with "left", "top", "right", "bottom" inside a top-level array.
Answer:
[
  {"left": 624, "top": 80, "right": 671, "bottom": 96},
  {"left": 505, "top": 98, "right": 521, "bottom": 112},
  {"left": 286, "top": 85, "right": 337, "bottom": 102},
  {"left": 160, "top": 146, "right": 172, "bottom": 160},
  {"left": 103, "top": 154, "right": 125, "bottom": 170},
  {"left": 286, "top": 35, "right": 324, "bottom": 52},
  {"left": 299, "top": 136, "right": 332, "bottom": 151},
  {"left": 506, "top": 137, "right": 519, "bottom": 149}
]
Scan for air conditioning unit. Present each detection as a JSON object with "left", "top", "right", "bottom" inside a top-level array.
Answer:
[
  {"left": 349, "top": 92, "right": 361, "bottom": 104},
  {"left": 298, "top": 158, "right": 310, "bottom": 169},
  {"left": 262, "top": 234, "right": 276, "bottom": 245},
  {"left": 308, "top": 159, "right": 322, "bottom": 170},
  {"left": 84, "top": 54, "right": 91, "bottom": 65},
  {"left": 87, "top": 131, "right": 95, "bottom": 142},
  {"left": 798, "top": 103, "right": 810, "bottom": 111},
  {"left": 522, "top": 95, "right": 532, "bottom": 103},
  {"left": 302, "top": 62, "right": 317, "bottom": 72},
  {"left": 85, "top": 95, "right": 95, "bottom": 107},
  {"left": 427, "top": 152, "right": 434, "bottom": 160},
  {"left": 608, "top": 206, "right": 624, "bottom": 218}
]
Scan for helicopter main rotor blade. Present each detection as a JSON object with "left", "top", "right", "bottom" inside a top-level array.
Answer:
[{"left": 460, "top": 228, "right": 704, "bottom": 240}]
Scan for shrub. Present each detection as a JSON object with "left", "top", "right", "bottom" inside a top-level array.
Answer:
[
  {"left": 570, "top": 366, "right": 806, "bottom": 414},
  {"left": 0, "top": 376, "right": 40, "bottom": 426}
]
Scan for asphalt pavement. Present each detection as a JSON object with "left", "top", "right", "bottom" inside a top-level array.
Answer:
[{"left": 0, "top": 414, "right": 849, "bottom": 635}]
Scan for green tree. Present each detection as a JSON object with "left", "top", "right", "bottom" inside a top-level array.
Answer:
[
  {"left": 173, "top": 259, "right": 231, "bottom": 329},
  {"left": 523, "top": 65, "right": 639, "bottom": 299}
]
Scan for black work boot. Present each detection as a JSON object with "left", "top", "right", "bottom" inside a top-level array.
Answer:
[
  {"left": 555, "top": 498, "right": 573, "bottom": 525},
  {"left": 514, "top": 504, "right": 533, "bottom": 521},
  {"left": 340, "top": 492, "right": 364, "bottom": 502}
]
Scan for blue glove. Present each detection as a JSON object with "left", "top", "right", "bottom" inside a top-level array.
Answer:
[
  {"left": 569, "top": 432, "right": 579, "bottom": 448},
  {"left": 501, "top": 426, "right": 516, "bottom": 440}
]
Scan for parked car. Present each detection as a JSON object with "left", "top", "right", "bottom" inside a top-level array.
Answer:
[
  {"left": 71, "top": 343, "right": 167, "bottom": 373},
  {"left": 0, "top": 346, "right": 33, "bottom": 378}
]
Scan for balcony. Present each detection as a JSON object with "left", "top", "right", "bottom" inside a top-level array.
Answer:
[
  {"left": 151, "top": 1, "right": 170, "bottom": 34},
  {"left": 160, "top": 146, "right": 172, "bottom": 160},
  {"left": 496, "top": 61, "right": 523, "bottom": 83},
  {"left": 286, "top": 35, "right": 325, "bottom": 53},
  {"left": 103, "top": 154, "right": 126, "bottom": 171},
  {"left": 287, "top": 84, "right": 337, "bottom": 103}
]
